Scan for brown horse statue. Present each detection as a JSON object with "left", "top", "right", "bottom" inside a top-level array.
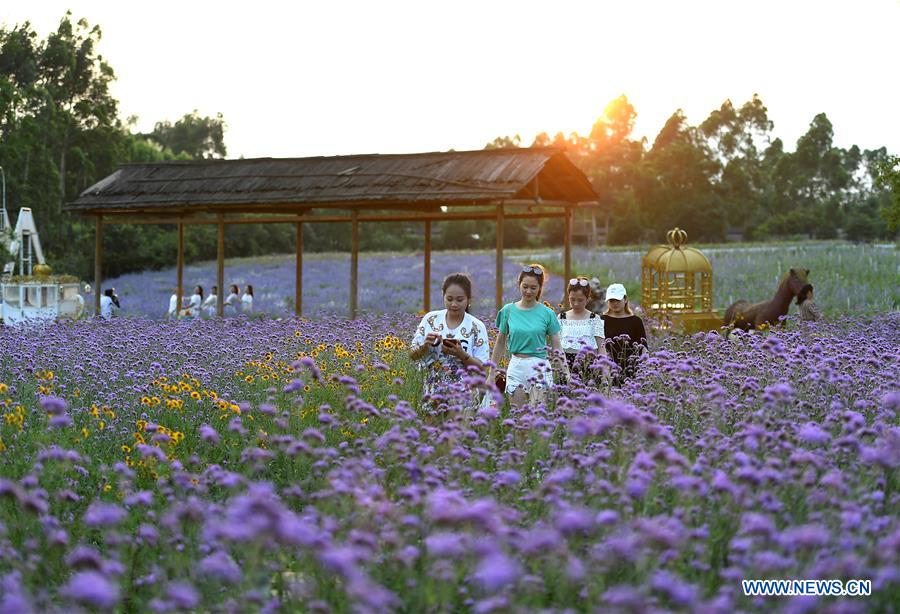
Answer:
[{"left": 724, "top": 267, "right": 810, "bottom": 331}]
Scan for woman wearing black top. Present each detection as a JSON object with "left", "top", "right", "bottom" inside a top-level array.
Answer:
[{"left": 601, "top": 283, "right": 647, "bottom": 384}]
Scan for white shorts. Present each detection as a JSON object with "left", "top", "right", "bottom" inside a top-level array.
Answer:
[{"left": 505, "top": 355, "right": 552, "bottom": 393}]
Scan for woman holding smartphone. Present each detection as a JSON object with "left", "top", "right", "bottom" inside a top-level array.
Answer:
[
  {"left": 410, "top": 273, "right": 490, "bottom": 411},
  {"left": 488, "top": 264, "right": 569, "bottom": 407}
]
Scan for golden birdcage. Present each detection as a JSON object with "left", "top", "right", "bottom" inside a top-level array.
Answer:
[{"left": 641, "top": 228, "right": 721, "bottom": 332}]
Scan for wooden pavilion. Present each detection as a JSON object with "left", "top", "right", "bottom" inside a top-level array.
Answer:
[{"left": 65, "top": 148, "right": 600, "bottom": 317}]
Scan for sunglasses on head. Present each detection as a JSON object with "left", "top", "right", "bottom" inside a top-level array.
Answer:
[
  {"left": 568, "top": 278, "right": 589, "bottom": 287},
  {"left": 521, "top": 265, "right": 543, "bottom": 275}
]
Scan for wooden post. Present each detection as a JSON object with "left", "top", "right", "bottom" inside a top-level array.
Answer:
[
  {"left": 216, "top": 214, "right": 225, "bottom": 317},
  {"left": 176, "top": 222, "right": 184, "bottom": 318},
  {"left": 564, "top": 206, "right": 572, "bottom": 284},
  {"left": 350, "top": 210, "right": 359, "bottom": 319},
  {"left": 295, "top": 221, "right": 303, "bottom": 316},
  {"left": 94, "top": 216, "right": 103, "bottom": 315},
  {"left": 424, "top": 220, "right": 431, "bottom": 312},
  {"left": 495, "top": 204, "right": 504, "bottom": 310}
]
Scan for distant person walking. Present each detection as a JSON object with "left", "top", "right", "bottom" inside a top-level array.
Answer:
[
  {"left": 410, "top": 273, "right": 489, "bottom": 412},
  {"left": 241, "top": 285, "right": 254, "bottom": 314},
  {"left": 181, "top": 286, "right": 203, "bottom": 319},
  {"left": 224, "top": 284, "right": 240, "bottom": 315},
  {"left": 602, "top": 283, "right": 647, "bottom": 385},
  {"left": 796, "top": 284, "right": 823, "bottom": 322},
  {"left": 201, "top": 285, "right": 218, "bottom": 318},
  {"left": 559, "top": 276, "right": 607, "bottom": 385},
  {"left": 488, "top": 264, "right": 569, "bottom": 407},
  {"left": 167, "top": 288, "right": 179, "bottom": 320},
  {"left": 100, "top": 288, "right": 119, "bottom": 320}
]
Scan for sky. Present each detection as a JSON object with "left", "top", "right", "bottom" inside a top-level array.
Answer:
[{"left": 4, "top": 0, "right": 899, "bottom": 159}]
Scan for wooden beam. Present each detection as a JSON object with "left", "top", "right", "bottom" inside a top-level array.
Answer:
[
  {"left": 95, "top": 209, "right": 569, "bottom": 226},
  {"left": 424, "top": 220, "right": 431, "bottom": 312},
  {"left": 295, "top": 222, "right": 303, "bottom": 317},
  {"left": 216, "top": 214, "right": 225, "bottom": 317},
  {"left": 564, "top": 206, "right": 572, "bottom": 284},
  {"left": 350, "top": 210, "right": 359, "bottom": 319},
  {"left": 496, "top": 204, "right": 504, "bottom": 311},
  {"left": 94, "top": 216, "right": 103, "bottom": 316},
  {"left": 176, "top": 222, "right": 184, "bottom": 319}
]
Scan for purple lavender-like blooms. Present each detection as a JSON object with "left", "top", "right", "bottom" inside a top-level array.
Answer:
[
  {"left": 199, "top": 424, "right": 220, "bottom": 444},
  {"left": 651, "top": 570, "right": 698, "bottom": 607},
  {"left": 319, "top": 546, "right": 360, "bottom": 577},
  {"left": 277, "top": 512, "right": 318, "bottom": 547},
  {"left": 555, "top": 507, "right": 595, "bottom": 535},
  {"left": 473, "top": 552, "right": 519, "bottom": 592},
  {"left": 781, "top": 524, "right": 830, "bottom": 550},
  {"left": 125, "top": 491, "right": 154, "bottom": 507},
  {"left": 84, "top": 502, "right": 127, "bottom": 528},
  {"left": 596, "top": 510, "right": 620, "bottom": 526},
  {"left": 860, "top": 428, "right": 900, "bottom": 469},
  {"left": 741, "top": 513, "right": 775, "bottom": 537},
  {"left": 602, "top": 584, "right": 646, "bottom": 609},
  {"left": 61, "top": 571, "right": 120, "bottom": 610},
  {"left": 425, "top": 532, "right": 466, "bottom": 558},
  {"left": 65, "top": 545, "right": 105, "bottom": 571},
  {"left": 39, "top": 396, "right": 67, "bottom": 415},
  {"left": 137, "top": 524, "right": 158, "bottom": 544},
  {"left": 0, "top": 571, "right": 33, "bottom": 614},
  {"left": 796, "top": 422, "right": 831, "bottom": 445},
  {"left": 199, "top": 551, "right": 243, "bottom": 584},
  {"left": 166, "top": 582, "right": 200, "bottom": 609},
  {"left": 49, "top": 414, "right": 73, "bottom": 429}
]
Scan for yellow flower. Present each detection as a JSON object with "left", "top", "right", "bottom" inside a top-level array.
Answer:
[
  {"left": 0, "top": 383, "right": 8, "bottom": 394},
  {"left": 103, "top": 484, "right": 112, "bottom": 492},
  {"left": 121, "top": 444, "right": 131, "bottom": 453}
]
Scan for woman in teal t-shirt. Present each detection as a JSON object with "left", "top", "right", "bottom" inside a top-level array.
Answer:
[{"left": 488, "top": 264, "right": 570, "bottom": 407}]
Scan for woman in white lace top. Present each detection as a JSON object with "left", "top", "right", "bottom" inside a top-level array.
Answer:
[{"left": 558, "top": 276, "right": 607, "bottom": 384}]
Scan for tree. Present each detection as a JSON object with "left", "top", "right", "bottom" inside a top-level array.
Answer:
[
  {"left": 638, "top": 110, "right": 725, "bottom": 241},
  {"left": 1, "top": 14, "right": 125, "bottom": 276},
  {"left": 148, "top": 110, "right": 227, "bottom": 159},
  {"left": 484, "top": 135, "right": 521, "bottom": 149},
  {"left": 699, "top": 95, "right": 773, "bottom": 229},
  {"left": 874, "top": 155, "right": 900, "bottom": 233}
]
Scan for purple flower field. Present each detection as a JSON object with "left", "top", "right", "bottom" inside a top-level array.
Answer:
[
  {"left": 91, "top": 252, "right": 568, "bottom": 319},
  {"left": 89, "top": 242, "right": 899, "bottom": 319},
  {"left": 0, "top": 311, "right": 897, "bottom": 611}
]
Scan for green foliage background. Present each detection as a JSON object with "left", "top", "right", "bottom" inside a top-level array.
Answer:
[{"left": 0, "top": 14, "right": 896, "bottom": 283}]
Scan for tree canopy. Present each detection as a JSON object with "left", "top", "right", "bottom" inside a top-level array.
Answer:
[{"left": 488, "top": 94, "right": 895, "bottom": 244}]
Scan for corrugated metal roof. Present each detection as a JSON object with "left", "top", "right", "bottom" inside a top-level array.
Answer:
[{"left": 66, "top": 148, "right": 598, "bottom": 212}]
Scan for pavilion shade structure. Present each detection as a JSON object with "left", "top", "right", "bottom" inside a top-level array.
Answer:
[{"left": 66, "top": 148, "right": 599, "bottom": 317}]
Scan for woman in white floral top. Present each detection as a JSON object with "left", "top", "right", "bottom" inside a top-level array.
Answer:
[{"left": 410, "top": 273, "right": 489, "bottom": 411}]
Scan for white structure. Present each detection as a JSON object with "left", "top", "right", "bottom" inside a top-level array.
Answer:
[{"left": 1, "top": 207, "right": 85, "bottom": 325}]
